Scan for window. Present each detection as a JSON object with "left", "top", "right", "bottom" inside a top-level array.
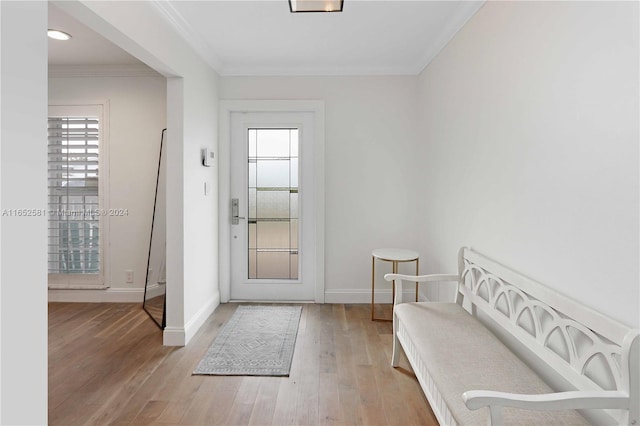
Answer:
[
  {"left": 247, "top": 128, "right": 299, "bottom": 280},
  {"left": 48, "top": 105, "right": 106, "bottom": 288}
]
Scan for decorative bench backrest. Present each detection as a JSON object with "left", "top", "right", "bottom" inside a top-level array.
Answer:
[{"left": 455, "top": 247, "right": 639, "bottom": 425}]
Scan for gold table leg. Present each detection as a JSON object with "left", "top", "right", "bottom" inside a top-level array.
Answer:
[
  {"left": 371, "top": 255, "right": 375, "bottom": 321},
  {"left": 372, "top": 257, "right": 395, "bottom": 322},
  {"left": 391, "top": 261, "right": 397, "bottom": 313},
  {"left": 415, "top": 258, "right": 419, "bottom": 302},
  {"left": 372, "top": 255, "right": 419, "bottom": 321}
]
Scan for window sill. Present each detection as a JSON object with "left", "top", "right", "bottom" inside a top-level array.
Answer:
[{"left": 48, "top": 284, "right": 109, "bottom": 290}]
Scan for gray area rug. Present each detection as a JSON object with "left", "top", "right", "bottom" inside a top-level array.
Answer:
[{"left": 193, "top": 305, "right": 302, "bottom": 376}]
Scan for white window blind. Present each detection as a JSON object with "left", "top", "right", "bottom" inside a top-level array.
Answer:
[{"left": 48, "top": 116, "right": 100, "bottom": 274}]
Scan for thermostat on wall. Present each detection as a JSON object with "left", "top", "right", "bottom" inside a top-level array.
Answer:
[{"left": 202, "top": 147, "right": 214, "bottom": 167}]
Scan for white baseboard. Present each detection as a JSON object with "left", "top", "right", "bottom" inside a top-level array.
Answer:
[
  {"left": 324, "top": 289, "right": 429, "bottom": 304},
  {"left": 145, "top": 283, "right": 166, "bottom": 299},
  {"left": 48, "top": 287, "right": 143, "bottom": 303},
  {"left": 184, "top": 293, "right": 219, "bottom": 344},
  {"left": 162, "top": 326, "right": 185, "bottom": 347},
  {"left": 163, "top": 292, "right": 220, "bottom": 347}
]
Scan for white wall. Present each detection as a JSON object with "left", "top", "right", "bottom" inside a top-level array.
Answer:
[
  {"left": 220, "top": 76, "right": 421, "bottom": 302},
  {"left": 0, "top": 1, "right": 48, "bottom": 423},
  {"left": 55, "top": 0, "right": 220, "bottom": 345},
  {"left": 48, "top": 73, "right": 167, "bottom": 301},
  {"left": 417, "top": 1, "right": 639, "bottom": 327},
  {"left": 180, "top": 70, "right": 219, "bottom": 342}
]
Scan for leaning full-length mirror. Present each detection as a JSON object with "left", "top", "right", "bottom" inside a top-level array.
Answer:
[{"left": 143, "top": 129, "right": 167, "bottom": 328}]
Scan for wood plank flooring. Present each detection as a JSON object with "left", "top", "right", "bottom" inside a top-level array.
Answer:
[{"left": 49, "top": 302, "right": 437, "bottom": 426}]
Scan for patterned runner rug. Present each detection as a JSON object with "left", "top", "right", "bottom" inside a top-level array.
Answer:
[{"left": 193, "top": 305, "right": 302, "bottom": 376}]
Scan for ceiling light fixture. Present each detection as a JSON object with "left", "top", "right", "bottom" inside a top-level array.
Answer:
[
  {"left": 289, "top": 0, "right": 343, "bottom": 13},
  {"left": 47, "top": 29, "right": 72, "bottom": 41}
]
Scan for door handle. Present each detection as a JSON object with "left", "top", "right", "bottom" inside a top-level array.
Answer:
[{"left": 231, "top": 198, "right": 245, "bottom": 225}]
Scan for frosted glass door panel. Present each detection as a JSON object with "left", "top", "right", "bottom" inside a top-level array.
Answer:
[
  {"left": 289, "top": 193, "right": 298, "bottom": 219},
  {"left": 255, "top": 129, "right": 290, "bottom": 157},
  {"left": 290, "top": 158, "right": 299, "bottom": 188},
  {"left": 256, "top": 221, "right": 290, "bottom": 249},
  {"left": 248, "top": 162, "right": 257, "bottom": 187},
  {"left": 248, "top": 188, "right": 257, "bottom": 218},
  {"left": 290, "top": 219, "right": 298, "bottom": 249},
  {"left": 248, "top": 128, "right": 299, "bottom": 280},
  {"left": 290, "top": 254, "right": 298, "bottom": 279},
  {"left": 256, "top": 160, "right": 290, "bottom": 188},
  {"left": 256, "top": 191, "right": 290, "bottom": 218},
  {"left": 256, "top": 252, "right": 290, "bottom": 279},
  {"left": 248, "top": 223, "right": 257, "bottom": 249}
]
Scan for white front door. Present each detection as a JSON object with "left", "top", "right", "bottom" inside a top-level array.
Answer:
[{"left": 230, "top": 112, "right": 316, "bottom": 301}]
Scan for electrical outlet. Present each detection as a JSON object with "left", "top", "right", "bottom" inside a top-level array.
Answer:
[{"left": 126, "top": 270, "right": 134, "bottom": 283}]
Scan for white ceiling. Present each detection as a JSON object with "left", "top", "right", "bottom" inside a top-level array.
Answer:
[
  {"left": 48, "top": 3, "right": 142, "bottom": 66},
  {"left": 49, "top": 0, "right": 484, "bottom": 76}
]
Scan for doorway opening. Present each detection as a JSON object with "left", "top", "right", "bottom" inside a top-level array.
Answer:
[{"left": 219, "top": 101, "right": 325, "bottom": 303}]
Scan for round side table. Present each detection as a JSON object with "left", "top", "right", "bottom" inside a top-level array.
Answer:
[{"left": 371, "top": 248, "right": 419, "bottom": 321}]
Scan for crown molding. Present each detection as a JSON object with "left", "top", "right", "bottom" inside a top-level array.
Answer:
[
  {"left": 148, "top": 0, "right": 483, "bottom": 77},
  {"left": 219, "top": 65, "right": 418, "bottom": 77},
  {"left": 149, "top": 0, "right": 223, "bottom": 72},
  {"left": 414, "top": 0, "right": 486, "bottom": 75},
  {"left": 48, "top": 64, "right": 162, "bottom": 78}
]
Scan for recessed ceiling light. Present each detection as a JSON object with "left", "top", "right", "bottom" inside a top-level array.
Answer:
[{"left": 48, "top": 29, "right": 72, "bottom": 41}]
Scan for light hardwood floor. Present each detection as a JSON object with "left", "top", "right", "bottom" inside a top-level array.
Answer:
[{"left": 49, "top": 302, "right": 437, "bottom": 426}]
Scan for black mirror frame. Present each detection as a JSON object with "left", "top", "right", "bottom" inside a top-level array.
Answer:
[{"left": 143, "top": 128, "right": 167, "bottom": 329}]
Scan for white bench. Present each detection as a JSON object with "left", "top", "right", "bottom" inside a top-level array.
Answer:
[{"left": 385, "top": 247, "right": 639, "bottom": 425}]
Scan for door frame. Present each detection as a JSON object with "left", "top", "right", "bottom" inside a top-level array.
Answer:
[{"left": 219, "top": 100, "right": 325, "bottom": 303}]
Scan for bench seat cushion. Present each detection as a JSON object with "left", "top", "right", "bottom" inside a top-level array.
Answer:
[{"left": 395, "top": 302, "right": 589, "bottom": 425}]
